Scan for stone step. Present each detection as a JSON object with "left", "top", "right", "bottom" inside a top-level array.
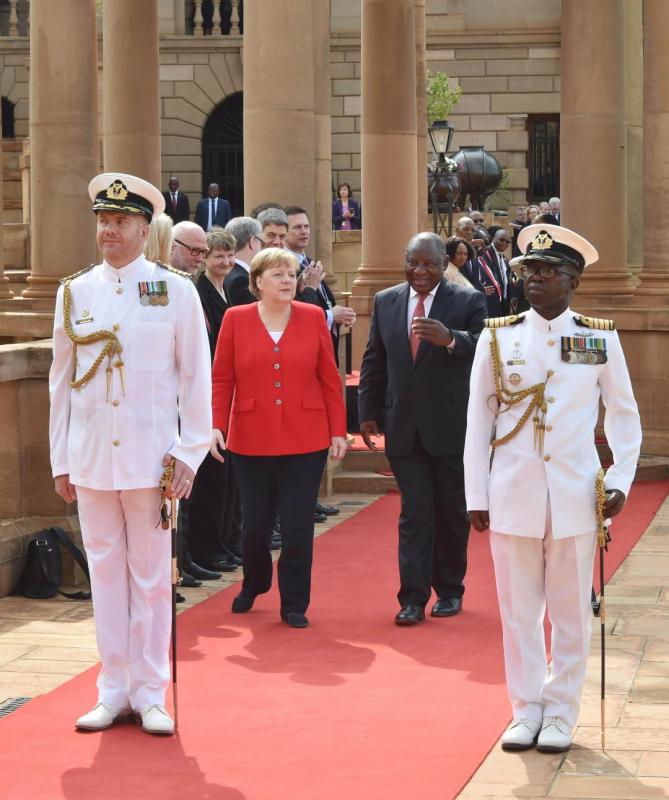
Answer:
[
  {"left": 6, "top": 269, "right": 29, "bottom": 295},
  {"left": 3, "top": 141, "right": 22, "bottom": 172},
  {"left": 635, "top": 457, "right": 669, "bottom": 482},
  {"left": 4, "top": 223, "right": 29, "bottom": 270},
  {"left": 4, "top": 200, "right": 22, "bottom": 212},
  {"left": 332, "top": 470, "right": 397, "bottom": 495},
  {"left": 344, "top": 449, "right": 392, "bottom": 473},
  {"left": 4, "top": 208, "right": 23, "bottom": 223}
]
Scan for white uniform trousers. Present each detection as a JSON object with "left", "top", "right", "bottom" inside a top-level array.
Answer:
[
  {"left": 77, "top": 487, "right": 171, "bottom": 711},
  {"left": 489, "top": 502, "right": 596, "bottom": 728}
]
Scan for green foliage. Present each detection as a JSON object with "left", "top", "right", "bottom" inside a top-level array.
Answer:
[
  {"left": 426, "top": 70, "right": 463, "bottom": 124},
  {"left": 485, "top": 170, "right": 511, "bottom": 212}
]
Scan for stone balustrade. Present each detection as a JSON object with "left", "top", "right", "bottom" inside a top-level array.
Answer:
[
  {"left": 190, "top": 0, "right": 242, "bottom": 36},
  {"left": 0, "top": 0, "right": 29, "bottom": 37}
]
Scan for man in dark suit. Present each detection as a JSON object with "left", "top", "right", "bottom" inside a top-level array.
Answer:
[
  {"left": 223, "top": 216, "right": 263, "bottom": 305},
  {"left": 358, "top": 232, "right": 487, "bottom": 625},
  {"left": 162, "top": 176, "right": 190, "bottom": 223},
  {"left": 194, "top": 183, "right": 232, "bottom": 232},
  {"left": 478, "top": 228, "right": 515, "bottom": 317}
]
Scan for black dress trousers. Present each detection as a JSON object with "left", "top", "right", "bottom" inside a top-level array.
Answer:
[
  {"left": 388, "top": 433, "right": 470, "bottom": 609},
  {"left": 230, "top": 448, "right": 328, "bottom": 614}
]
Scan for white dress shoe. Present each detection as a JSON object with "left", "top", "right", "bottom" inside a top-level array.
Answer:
[
  {"left": 75, "top": 703, "right": 133, "bottom": 731},
  {"left": 537, "top": 716, "right": 573, "bottom": 752},
  {"left": 139, "top": 704, "right": 175, "bottom": 736},
  {"left": 501, "top": 718, "right": 542, "bottom": 751}
]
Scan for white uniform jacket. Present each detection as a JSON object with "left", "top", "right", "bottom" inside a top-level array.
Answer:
[
  {"left": 49, "top": 254, "right": 212, "bottom": 490},
  {"left": 464, "top": 307, "right": 642, "bottom": 539}
]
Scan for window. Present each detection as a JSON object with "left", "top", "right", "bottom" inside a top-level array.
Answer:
[{"left": 526, "top": 115, "right": 560, "bottom": 202}]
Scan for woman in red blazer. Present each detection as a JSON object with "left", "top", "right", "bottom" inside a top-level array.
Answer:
[{"left": 211, "top": 248, "right": 347, "bottom": 627}]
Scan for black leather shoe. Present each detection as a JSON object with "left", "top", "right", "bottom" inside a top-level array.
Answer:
[
  {"left": 281, "top": 611, "right": 309, "bottom": 628},
  {"left": 270, "top": 534, "right": 282, "bottom": 551},
  {"left": 201, "top": 561, "right": 239, "bottom": 573},
  {"left": 176, "top": 592, "right": 186, "bottom": 603},
  {"left": 231, "top": 591, "right": 256, "bottom": 613},
  {"left": 314, "top": 512, "right": 327, "bottom": 523},
  {"left": 395, "top": 605, "right": 425, "bottom": 625},
  {"left": 188, "top": 562, "right": 222, "bottom": 581},
  {"left": 225, "top": 555, "right": 243, "bottom": 567},
  {"left": 180, "top": 571, "right": 202, "bottom": 588},
  {"left": 316, "top": 501, "right": 340, "bottom": 516},
  {"left": 431, "top": 597, "right": 463, "bottom": 617}
]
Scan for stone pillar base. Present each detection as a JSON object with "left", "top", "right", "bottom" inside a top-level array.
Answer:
[{"left": 21, "top": 274, "right": 62, "bottom": 300}]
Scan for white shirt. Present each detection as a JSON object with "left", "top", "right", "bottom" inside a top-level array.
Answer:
[
  {"left": 407, "top": 286, "right": 438, "bottom": 337},
  {"left": 464, "top": 307, "right": 642, "bottom": 539},
  {"left": 49, "top": 254, "right": 212, "bottom": 490},
  {"left": 207, "top": 198, "right": 218, "bottom": 230},
  {"left": 236, "top": 258, "right": 251, "bottom": 273}
]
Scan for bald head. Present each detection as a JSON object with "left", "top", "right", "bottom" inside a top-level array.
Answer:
[
  {"left": 455, "top": 217, "right": 476, "bottom": 242},
  {"left": 170, "top": 221, "right": 208, "bottom": 275}
]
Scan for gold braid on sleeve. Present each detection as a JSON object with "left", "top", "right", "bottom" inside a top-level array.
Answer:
[
  {"left": 62, "top": 278, "right": 125, "bottom": 401},
  {"left": 487, "top": 329, "right": 551, "bottom": 453}
]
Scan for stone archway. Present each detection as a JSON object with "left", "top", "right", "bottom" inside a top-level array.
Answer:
[{"left": 202, "top": 92, "right": 244, "bottom": 217}]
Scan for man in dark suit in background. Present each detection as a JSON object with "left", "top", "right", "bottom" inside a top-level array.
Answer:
[
  {"left": 358, "top": 232, "right": 487, "bottom": 625},
  {"left": 478, "top": 228, "right": 515, "bottom": 317},
  {"left": 163, "top": 176, "right": 191, "bottom": 223},
  {"left": 223, "top": 216, "right": 263, "bottom": 305},
  {"left": 194, "top": 183, "right": 232, "bottom": 232}
]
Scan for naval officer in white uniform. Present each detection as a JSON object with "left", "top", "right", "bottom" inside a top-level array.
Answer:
[
  {"left": 49, "top": 173, "right": 212, "bottom": 735},
  {"left": 464, "top": 225, "right": 642, "bottom": 753}
]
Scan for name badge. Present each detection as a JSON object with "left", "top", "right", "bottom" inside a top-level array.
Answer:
[{"left": 75, "top": 317, "right": 94, "bottom": 325}]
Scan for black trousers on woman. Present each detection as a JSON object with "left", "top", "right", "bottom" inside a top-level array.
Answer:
[{"left": 230, "top": 448, "right": 328, "bottom": 614}]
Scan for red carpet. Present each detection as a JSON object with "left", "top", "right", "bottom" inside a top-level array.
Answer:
[{"left": 1, "top": 480, "right": 667, "bottom": 800}]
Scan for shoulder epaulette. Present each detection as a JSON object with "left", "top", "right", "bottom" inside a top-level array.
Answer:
[
  {"left": 484, "top": 314, "right": 526, "bottom": 328},
  {"left": 573, "top": 314, "right": 615, "bottom": 331},
  {"left": 156, "top": 260, "right": 192, "bottom": 279},
  {"left": 61, "top": 264, "right": 95, "bottom": 284}
]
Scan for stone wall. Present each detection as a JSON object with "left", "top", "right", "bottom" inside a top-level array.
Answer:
[{"left": 0, "top": 46, "right": 29, "bottom": 140}]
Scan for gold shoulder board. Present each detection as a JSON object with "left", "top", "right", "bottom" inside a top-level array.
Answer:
[
  {"left": 484, "top": 315, "right": 525, "bottom": 329},
  {"left": 573, "top": 314, "right": 616, "bottom": 331},
  {"left": 61, "top": 264, "right": 95, "bottom": 284},
  {"left": 156, "top": 260, "right": 192, "bottom": 279}
]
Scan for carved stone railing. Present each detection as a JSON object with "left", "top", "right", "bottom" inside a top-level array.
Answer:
[
  {"left": 189, "top": 0, "right": 242, "bottom": 36},
  {"left": 0, "top": 0, "right": 29, "bottom": 38}
]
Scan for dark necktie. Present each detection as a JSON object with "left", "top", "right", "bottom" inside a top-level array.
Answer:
[{"left": 172, "top": 193, "right": 177, "bottom": 215}]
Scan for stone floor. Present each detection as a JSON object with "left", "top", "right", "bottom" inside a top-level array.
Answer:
[{"left": 1, "top": 492, "right": 668, "bottom": 800}]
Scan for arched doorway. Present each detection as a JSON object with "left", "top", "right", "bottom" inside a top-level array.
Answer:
[
  {"left": 2, "top": 97, "right": 15, "bottom": 139},
  {"left": 202, "top": 93, "right": 244, "bottom": 217}
]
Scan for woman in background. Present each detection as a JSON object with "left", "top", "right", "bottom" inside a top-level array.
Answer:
[
  {"left": 332, "top": 182, "right": 361, "bottom": 230},
  {"left": 445, "top": 237, "right": 475, "bottom": 289},
  {"left": 144, "top": 212, "right": 173, "bottom": 264}
]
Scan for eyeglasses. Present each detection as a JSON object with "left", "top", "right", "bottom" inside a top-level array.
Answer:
[
  {"left": 254, "top": 235, "right": 266, "bottom": 247},
  {"left": 496, "top": 239, "right": 511, "bottom": 245},
  {"left": 174, "top": 238, "right": 208, "bottom": 258},
  {"left": 520, "top": 266, "right": 575, "bottom": 280}
]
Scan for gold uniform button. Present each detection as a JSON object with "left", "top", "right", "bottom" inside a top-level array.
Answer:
[
  {"left": 547, "top": 369, "right": 554, "bottom": 377},
  {"left": 113, "top": 323, "right": 120, "bottom": 331},
  {"left": 546, "top": 425, "right": 553, "bottom": 432},
  {"left": 112, "top": 400, "right": 120, "bottom": 407},
  {"left": 544, "top": 455, "right": 551, "bottom": 462},
  {"left": 116, "top": 287, "right": 123, "bottom": 294},
  {"left": 548, "top": 339, "right": 555, "bottom": 346},
  {"left": 548, "top": 397, "right": 555, "bottom": 403},
  {"left": 113, "top": 439, "right": 120, "bottom": 447}
]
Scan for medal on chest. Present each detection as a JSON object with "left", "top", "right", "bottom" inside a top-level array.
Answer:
[
  {"left": 138, "top": 280, "right": 169, "bottom": 306},
  {"left": 561, "top": 335, "right": 607, "bottom": 364}
]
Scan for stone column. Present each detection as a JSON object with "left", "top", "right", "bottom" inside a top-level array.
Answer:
[
  {"left": 0, "top": 95, "right": 12, "bottom": 301},
  {"left": 560, "top": 0, "right": 633, "bottom": 299},
  {"left": 312, "top": 0, "right": 340, "bottom": 299},
  {"left": 23, "top": 0, "right": 98, "bottom": 301},
  {"left": 103, "top": 0, "right": 161, "bottom": 187},
  {"left": 243, "top": 0, "right": 315, "bottom": 219},
  {"left": 636, "top": 0, "right": 669, "bottom": 299},
  {"left": 350, "top": 0, "right": 418, "bottom": 362},
  {"left": 625, "top": 0, "right": 643, "bottom": 280},
  {"left": 415, "top": 0, "right": 428, "bottom": 231},
  {"left": 502, "top": 115, "right": 529, "bottom": 213}
]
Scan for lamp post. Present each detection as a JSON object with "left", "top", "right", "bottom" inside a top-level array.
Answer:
[{"left": 428, "top": 120, "right": 455, "bottom": 236}]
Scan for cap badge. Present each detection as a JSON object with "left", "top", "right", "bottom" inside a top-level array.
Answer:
[
  {"left": 106, "top": 180, "right": 129, "bottom": 201},
  {"left": 532, "top": 231, "right": 554, "bottom": 251}
]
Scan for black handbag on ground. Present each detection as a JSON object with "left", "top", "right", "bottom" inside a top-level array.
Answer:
[{"left": 18, "top": 526, "right": 91, "bottom": 600}]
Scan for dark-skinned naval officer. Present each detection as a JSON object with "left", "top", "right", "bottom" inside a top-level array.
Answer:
[{"left": 464, "top": 225, "right": 642, "bottom": 753}]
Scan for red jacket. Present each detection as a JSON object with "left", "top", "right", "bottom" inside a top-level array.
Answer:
[{"left": 212, "top": 301, "right": 346, "bottom": 456}]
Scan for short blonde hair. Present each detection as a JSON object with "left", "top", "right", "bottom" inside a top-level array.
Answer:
[
  {"left": 249, "top": 247, "right": 299, "bottom": 299},
  {"left": 206, "top": 227, "right": 236, "bottom": 253},
  {"left": 144, "top": 213, "right": 173, "bottom": 264}
]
